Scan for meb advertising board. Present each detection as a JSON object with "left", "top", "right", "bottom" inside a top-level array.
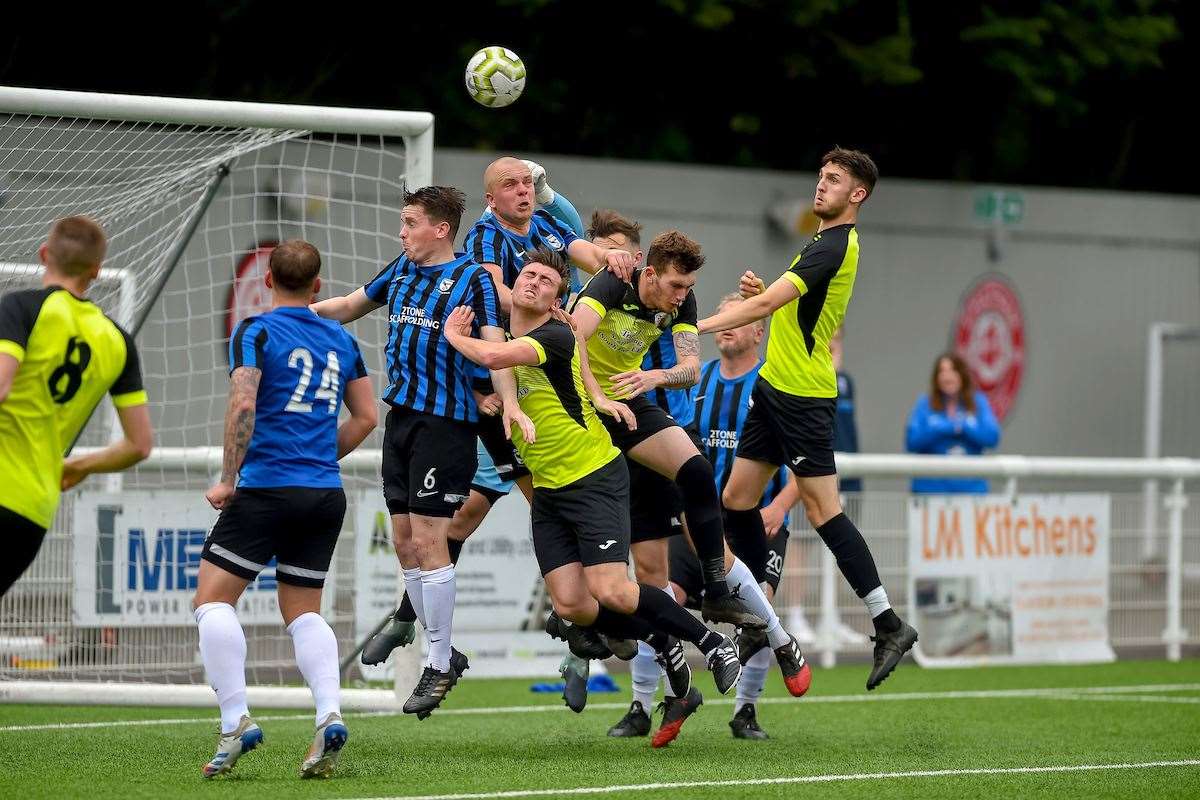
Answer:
[
  {"left": 908, "top": 494, "right": 1114, "bottom": 666},
  {"left": 71, "top": 492, "right": 281, "bottom": 626}
]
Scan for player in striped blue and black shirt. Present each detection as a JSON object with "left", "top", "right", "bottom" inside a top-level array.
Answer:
[{"left": 312, "top": 186, "right": 526, "bottom": 717}]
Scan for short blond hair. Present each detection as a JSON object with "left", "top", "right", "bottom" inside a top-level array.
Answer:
[{"left": 46, "top": 216, "right": 107, "bottom": 276}]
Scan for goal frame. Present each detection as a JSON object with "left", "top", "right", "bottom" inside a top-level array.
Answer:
[{"left": 0, "top": 86, "right": 433, "bottom": 706}]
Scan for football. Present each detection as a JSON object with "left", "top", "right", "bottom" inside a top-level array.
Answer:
[{"left": 465, "top": 46, "right": 526, "bottom": 108}]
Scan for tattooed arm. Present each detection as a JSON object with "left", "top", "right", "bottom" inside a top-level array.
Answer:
[
  {"left": 608, "top": 329, "right": 700, "bottom": 399},
  {"left": 206, "top": 366, "right": 261, "bottom": 510},
  {"left": 659, "top": 330, "right": 700, "bottom": 388}
]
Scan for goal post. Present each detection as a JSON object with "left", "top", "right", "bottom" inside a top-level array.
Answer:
[{"left": 0, "top": 86, "right": 431, "bottom": 706}]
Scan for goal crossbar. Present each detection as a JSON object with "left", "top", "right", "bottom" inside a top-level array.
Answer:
[{"left": 0, "top": 86, "right": 433, "bottom": 137}]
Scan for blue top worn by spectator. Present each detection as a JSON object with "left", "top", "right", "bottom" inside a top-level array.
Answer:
[{"left": 905, "top": 351, "right": 1001, "bottom": 494}]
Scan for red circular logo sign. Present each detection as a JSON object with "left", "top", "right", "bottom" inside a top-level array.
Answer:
[
  {"left": 226, "top": 243, "right": 277, "bottom": 339},
  {"left": 953, "top": 276, "right": 1025, "bottom": 422}
]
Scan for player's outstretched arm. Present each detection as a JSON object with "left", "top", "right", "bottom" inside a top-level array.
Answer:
[
  {"left": 697, "top": 274, "right": 801, "bottom": 334},
  {"left": 566, "top": 239, "right": 635, "bottom": 281},
  {"left": 337, "top": 376, "right": 378, "bottom": 460},
  {"left": 206, "top": 366, "right": 260, "bottom": 510},
  {"left": 444, "top": 312, "right": 541, "bottom": 371},
  {"left": 479, "top": 263, "right": 514, "bottom": 317},
  {"left": 573, "top": 325, "right": 636, "bottom": 432},
  {"left": 61, "top": 404, "right": 154, "bottom": 490},
  {"left": 480, "top": 323, "right": 538, "bottom": 444},
  {"left": 660, "top": 328, "right": 702, "bottom": 388},
  {"left": 443, "top": 307, "right": 538, "bottom": 442},
  {"left": 310, "top": 288, "right": 383, "bottom": 324},
  {"left": 613, "top": 328, "right": 701, "bottom": 398},
  {"left": 567, "top": 302, "right": 604, "bottom": 343}
]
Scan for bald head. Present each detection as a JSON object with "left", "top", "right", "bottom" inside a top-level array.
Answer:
[
  {"left": 484, "top": 156, "right": 535, "bottom": 228},
  {"left": 484, "top": 156, "right": 531, "bottom": 193}
]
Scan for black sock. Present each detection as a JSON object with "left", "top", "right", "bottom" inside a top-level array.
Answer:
[
  {"left": 633, "top": 583, "right": 714, "bottom": 650},
  {"left": 815, "top": 513, "right": 883, "bottom": 598},
  {"left": 873, "top": 608, "right": 902, "bottom": 635},
  {"left": 394, "top": 593, "right": 417, "bottom": 623},
  {"left": 723, "top": 507, "right": 769, "bottom": 583},
  {"left": 592, "top": 605, "right": 655, "bottom": 641},
  {"left": 674, "top": 455, "right": 729, "bottom": 598},
  {"left": 395, "top": 538, "right": 466, "bottom": 622}
]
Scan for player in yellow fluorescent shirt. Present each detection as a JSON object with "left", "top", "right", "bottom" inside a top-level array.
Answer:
[
  {"left": 697, "top": 147, "right": 918, "bottom": 691},
  {"left": 0, "top": 216, "right": 153, "bottom": 598}
]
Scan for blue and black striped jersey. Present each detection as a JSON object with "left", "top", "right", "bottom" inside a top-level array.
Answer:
[
  {"left": 691, "top": 358, "right": 789, "bottom": 523},
  {"left": 363, "top": 253, "right": 500, "bottom": 423},
  {"left": 463, "top": 209, "right": 579, "bottom": 292},
  {"left": 642, "top": 333, "right": 694, "bottom": 427},
  {"left": 229, "top": 307, "right": 368, "bottom": 489}
]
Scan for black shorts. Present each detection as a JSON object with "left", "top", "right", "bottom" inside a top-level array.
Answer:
[
  {"left": 382, "top": 406, "right": 477, "bottom": 518},
  {"left": 601, "top": 394, "right": 680, "bottom": 452},
  {"left": 0, "top": 505, "right": 47, "bottom": 598},
  {"left": 531, "top": 456, "right": 631, "bottom": 575},
  {"left": 477, "top": 412, "right": 531, "bottom": 482},
  {"left": 738, "top": 381, "right": 837, "bottom": 478},
  {"left": 669, "top": 523, "right": 791, "bottom": 606},
  {"left": 202, "top": 487, "right": 347, "bottom": 589},
  {"left": 628, "top": 457, "right": 684, "bottom": 543}
]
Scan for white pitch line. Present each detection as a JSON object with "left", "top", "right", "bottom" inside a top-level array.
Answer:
[
  {"left": 339, "top": 760, "right": 1200, "bottom": 800},
  {"left": 1053, "top": 694, "right": 1200, "bottom": 705},
  {"left": 2, "top": 682, "right": 1198, "bottom": 733},
  {"left": 0, "top": 708, "right": 404, "bottom": 733}
]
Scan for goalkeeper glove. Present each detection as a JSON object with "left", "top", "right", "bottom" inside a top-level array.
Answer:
[{"left": 521, "top": 159, "right": 556, "bottom": 205}]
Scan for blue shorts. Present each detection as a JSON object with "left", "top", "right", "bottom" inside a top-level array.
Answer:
[{"left": 471, "top": 438, "right": 516, "bottom": 503}]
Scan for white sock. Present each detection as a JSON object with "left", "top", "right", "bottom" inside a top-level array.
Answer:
[
  {"left": 735, "top": 647, "right": 772, "bottom": 713},
  {"left": 403, "top": 567, "right": 426, "bottom": 627},
  {"left": 421, "top": 565, "right": 456, "bottom": 672},
  {"left": 864, "top": 586, "right": 892, "bottom": 618},
  {"left": 287, "top": 612, "right": 341, "bottom": 724},
  {"left": 195, "top": 602, "right": 249, "bottom": 733},
  {"left": 631, "top": 640, "right": 662, "bottom": 706},
  {"left": 725, "top": 558, "right": 788, "bottom": 649}
]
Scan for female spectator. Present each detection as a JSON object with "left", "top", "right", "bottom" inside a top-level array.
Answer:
[{"left": 905, "top": 352, "right": 1000, "bottom": 494}]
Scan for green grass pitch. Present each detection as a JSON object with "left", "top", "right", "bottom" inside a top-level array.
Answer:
[{"left": 1, "top": 660, "right": 1198, "bottom": 799}]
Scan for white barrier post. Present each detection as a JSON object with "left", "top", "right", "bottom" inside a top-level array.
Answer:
[
  {"left": 1163, "top": 478, "right": 1188, "bottom": 662},
  {"left": 817, "top": 547, "right": 839, "bottom": 668}
]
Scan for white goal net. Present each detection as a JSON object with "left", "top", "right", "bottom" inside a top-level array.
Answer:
[{"left": 0, "top": 87, "right": 431, "bottom": 701}]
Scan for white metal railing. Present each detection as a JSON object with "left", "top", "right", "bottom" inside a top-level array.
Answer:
[
  {"left": 92, "top": 448, "right": 1198, "bottom": 665},
  {"left": 114, "top": 447, "right": 1200, "bottom": 481}
]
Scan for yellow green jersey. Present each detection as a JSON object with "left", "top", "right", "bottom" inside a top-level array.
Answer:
[
  {"left": 0, "top": 286, "right": 147, "bottom": 528},
  {"left": 510, "top": 318, "right": 620, "bottom": 489},
  {"left": 571, "top": 268, "right": 698, "bottom": 399},
  {"left": 761, "top": 224, "right": 859, "bottom": 399}
]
